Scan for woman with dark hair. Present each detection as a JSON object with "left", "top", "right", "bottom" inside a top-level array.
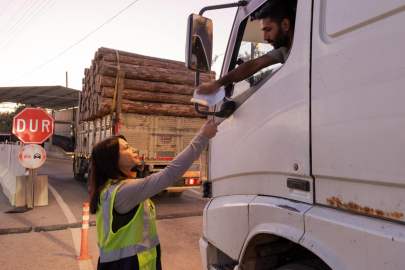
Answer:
[{"left": 89, "top": 119, "right": 220, "bottom": 270}]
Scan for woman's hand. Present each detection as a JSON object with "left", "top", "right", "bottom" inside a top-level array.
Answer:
[{"left": 200, "top": 119, "right": 220, "bottom": 139}]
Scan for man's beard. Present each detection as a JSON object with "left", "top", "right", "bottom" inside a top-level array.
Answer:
[{"left": 267, "top": 27, "right": 288, "bottom": 49}]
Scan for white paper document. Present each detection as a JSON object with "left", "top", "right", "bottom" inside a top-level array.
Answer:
[{"left": 190, "top": 87, "right": 225, "bottom": 107}]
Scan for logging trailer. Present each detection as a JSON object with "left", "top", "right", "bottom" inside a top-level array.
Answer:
[{"left": 65, "top": 48, "right": 211, "bottom": 196}]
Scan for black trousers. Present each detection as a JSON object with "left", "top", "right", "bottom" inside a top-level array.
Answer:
[{"left": 97, "top": 244, "right": 162, "bottom": 270}]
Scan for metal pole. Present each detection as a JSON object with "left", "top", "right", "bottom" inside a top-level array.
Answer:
[{"left": 66, "top": 71, "right": 68, "bottom": 88}]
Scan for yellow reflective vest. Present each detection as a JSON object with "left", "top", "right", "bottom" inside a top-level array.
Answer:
[{"left": 96, "top": 180, "right": 160, "bottom": 269}]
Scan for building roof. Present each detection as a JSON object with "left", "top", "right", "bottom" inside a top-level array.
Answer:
[{"left": 0, "top": 86, "right": 80, "bottom": 110}]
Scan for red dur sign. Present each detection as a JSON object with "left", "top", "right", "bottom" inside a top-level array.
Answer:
[{"left": 12, "top": 107, "right": 54, "bottom": 144}]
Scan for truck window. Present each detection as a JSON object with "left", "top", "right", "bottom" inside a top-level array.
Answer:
[{"left": 228, "top": 4, "right": 295, "bottom": 98}]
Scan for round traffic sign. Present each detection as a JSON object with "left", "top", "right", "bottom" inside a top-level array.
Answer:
[{"left": 18, "top": 145, "right": 47, "bottom": 169}]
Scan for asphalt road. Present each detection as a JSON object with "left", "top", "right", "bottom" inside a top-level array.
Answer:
[{"left": 0, "top": 157, "right": 210, "bottom": 270}]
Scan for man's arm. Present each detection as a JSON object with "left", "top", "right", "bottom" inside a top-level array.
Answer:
[{"left": 196, "top": 54, "right": 278, "bottom": 95}]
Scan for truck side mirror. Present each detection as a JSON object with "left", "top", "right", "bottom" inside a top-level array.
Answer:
[{"left": 185, "top": 14, "right": 213, "bottom": 73}]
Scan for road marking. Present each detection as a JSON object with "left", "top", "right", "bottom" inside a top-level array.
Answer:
[
  {"left": 188, "top": 189, "right": 202, "bottom": 195},
  {"left": 48, "top": 183, "right": 94, "bottom": 270}
]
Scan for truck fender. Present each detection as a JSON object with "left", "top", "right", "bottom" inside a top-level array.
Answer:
[{"left": 238, "top": 196, "right": 314, "bottom": 264}]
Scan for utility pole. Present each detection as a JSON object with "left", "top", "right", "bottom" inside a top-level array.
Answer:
[{"left": 66, "top": 71, "right": 68, "bottom": 88}]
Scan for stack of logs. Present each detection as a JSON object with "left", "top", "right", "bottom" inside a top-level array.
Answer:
[{"left": 80, "top": 47, "right": 214, "bottom": 120}]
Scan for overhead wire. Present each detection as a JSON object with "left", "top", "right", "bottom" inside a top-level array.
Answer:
[
  {"left": 0, "top": 0, "right": 13, "bottom": 18},
  {"left": 1, "top": 0, "right": 141, "bottom": 86},
  {"left": 26, "top": 0, "right": 58, "bottom": 27},
  {"left": 0, "top": 0, "right": 39, "bottom": 45},
  {"left": 0, "top": 0, "right": 50, "bottom": 49},
  {"left": 0, "top": 0, "right": 29, "bottom": 35}
]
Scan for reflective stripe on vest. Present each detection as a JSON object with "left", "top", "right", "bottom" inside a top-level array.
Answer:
[{"left": 96, "top": 181, "right": 160, "bottom": 263}]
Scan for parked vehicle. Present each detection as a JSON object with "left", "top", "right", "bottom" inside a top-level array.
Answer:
[{"left": 187, "top": 0, "right": 405, "bottom": 269}]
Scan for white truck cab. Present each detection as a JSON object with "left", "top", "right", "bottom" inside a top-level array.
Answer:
[{"left": 186, "top": 0, "right": 405, "bottom": 269}]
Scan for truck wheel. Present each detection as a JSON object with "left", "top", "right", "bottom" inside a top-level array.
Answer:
[
  {"left": 275, "top": 259, "right": 331, "bottom": 270},
  {"left": 74, "top": 171, "right": 85, "bottom": 182}
]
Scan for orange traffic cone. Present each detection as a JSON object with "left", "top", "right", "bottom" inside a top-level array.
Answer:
[{"left": 77, "top": 202, "right": 92, "bottom": 260}]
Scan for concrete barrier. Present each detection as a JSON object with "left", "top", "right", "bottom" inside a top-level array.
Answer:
[{"left": 0, "top": 144, "right": 26, "bottom": 206}]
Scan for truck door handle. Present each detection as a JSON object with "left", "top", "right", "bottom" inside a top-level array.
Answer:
[{"left": 287, "top": 178, "right": 310, "bottom": 191}]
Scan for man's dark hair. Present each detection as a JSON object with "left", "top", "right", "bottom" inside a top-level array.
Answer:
[{"left": 255, "top": 0, "right": 297, "bottom": 29}]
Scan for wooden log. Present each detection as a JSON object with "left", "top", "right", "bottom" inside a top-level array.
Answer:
[
  {"left": 98, "top": 63, "right": 211, "bottom": 86},
  {"left": 98, "top": 97, "right": 207, "bottom": 118},
  {"left": 97, "top": 61, "right": 215, "bottom": 80},
  {"left": 101, "top": 87, "right": 193, "bottom": 105},
  {"left": 98, "top": 47, "right": 184, "bottom": 67},
  {"left": 101, "top": 54, "right": 216, "bottom": 78},
  {"left": 96, "top": 76, "right": 194, "bottom": 95},
  {"left": 102, "top": 54, "right": 185, "bottom": 71}
]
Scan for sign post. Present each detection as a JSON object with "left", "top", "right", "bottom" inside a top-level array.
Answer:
[{"left": 13, "top": 108, "right": 54, "bottom": 209}]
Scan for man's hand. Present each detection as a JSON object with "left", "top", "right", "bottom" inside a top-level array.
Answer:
[
  {"left": 196, "top": 81, "right": 222, "bottom": 95},
  {"left": 200, "top": 119, "right": 220, "bottom": 139}
]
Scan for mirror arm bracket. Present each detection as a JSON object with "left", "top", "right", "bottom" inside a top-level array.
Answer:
[
  {"left": 194, "top": 71, "right": 215, "bottom": 116},
  {"left": 199, "top": 1, "right": 248, "bottom": 15}
]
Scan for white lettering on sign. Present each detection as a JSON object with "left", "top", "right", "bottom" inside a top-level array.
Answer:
[
  {"left": 17, "top": 119, "right": 26, "bottom": 132},
  {"left": 42, "top": 120, "right": 50, "bottom": 132},
  {"left": 30, "top": 119, "right": 38, "bottom": 132},
  {"left": 16, "top": 119, "right": 51, "bottom": 132}
]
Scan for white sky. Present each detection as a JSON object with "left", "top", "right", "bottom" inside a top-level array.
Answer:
[{"left": 0, "top": 0, "right": 238, "bottom": 112}]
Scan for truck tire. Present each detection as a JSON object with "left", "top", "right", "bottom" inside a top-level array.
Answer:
[
  {"left": 74, "top": 171, "right": 85, "bottom": 182},
  {"left": 275, "top": 259, "right": 331, "bottom": 270}
]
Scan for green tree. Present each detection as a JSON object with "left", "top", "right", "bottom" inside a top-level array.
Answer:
[{"left": 0, "top": 105, "right": 27, "bottom": 142}]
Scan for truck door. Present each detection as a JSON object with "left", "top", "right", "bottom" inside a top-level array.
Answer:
[
  {"left": 312, "top": 0, "right": 405, "bottom": 222},
  {"left": 210, "top": 0, "right": 313, "bottom": 204}
]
